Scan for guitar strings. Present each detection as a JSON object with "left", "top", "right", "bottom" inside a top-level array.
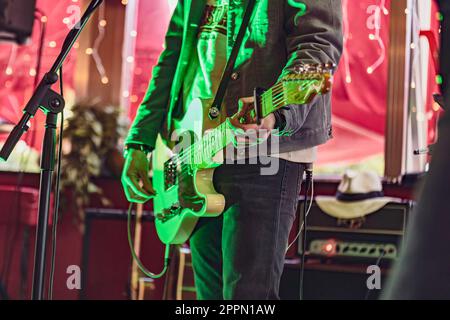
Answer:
[
  {"left": 173, "top": 74, "right": 326, "bottom": 167},
  {"left": 174, "top": 84, "right": 306, "bottom": 167},
  {"left": 172, "top": 73, "right": 328, "bottom": 179},
  {"left": 174, "top": 86, "right": 288, "bottom": 166},
  {"left": 174, "top": 86, "right": 303, "bottom": 173},
  {"left": 175, "top": 86, "right": 294, "bottom": 166},
  {"left": 174, "top": 87, "right": 317, "bottom": 181}
]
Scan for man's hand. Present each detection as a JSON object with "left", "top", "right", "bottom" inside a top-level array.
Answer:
[
  {"left": 229, "top": 97, "right": 276, "bottom": 146},
  {"left": 121, "top": 149, "right": 156, "bottom": 204}
]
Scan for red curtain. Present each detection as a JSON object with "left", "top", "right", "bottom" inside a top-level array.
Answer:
[
  {"left": 128, "top": 0, "right": 393, "bottom": 166},
  {"left": 0, "top": 0, "right": 78, "bottom": 150},
  {"left": 318, "top": 0, "right": 391, "bottom": 165},
  {"left": 1, "top": 0, "right": 439, "bottom": 166},
  {"left": 127, "top": 1, "right": 174, "bottom": 121},
  {"left": 319, "top": 0, "right": 440, "bottom": 166}
]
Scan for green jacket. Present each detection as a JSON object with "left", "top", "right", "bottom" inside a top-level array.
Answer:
[{"left": 126, "top": 0, "right": 343, "bottom": 154}]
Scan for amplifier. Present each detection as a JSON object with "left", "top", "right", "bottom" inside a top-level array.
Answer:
[
  {"left": 0, "top": 0, "right": 36, "bottom": 44},
  {"left": 280, "top": 260, "right": 389, "bottom": 300},
  {"left": 309, "top": 239, "right": 398, "bottom": 259},
  {"left": 299, "top": 201, "right": 412, "bottom": 264}
]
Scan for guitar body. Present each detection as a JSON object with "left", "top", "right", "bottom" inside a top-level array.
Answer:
[{"left": 153, "top": 99, "right": 226, "bottom": 245}]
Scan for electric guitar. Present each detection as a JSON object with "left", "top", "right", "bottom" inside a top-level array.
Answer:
[{"left": 152, "top": 64, "right": 334, "bottom": 245}]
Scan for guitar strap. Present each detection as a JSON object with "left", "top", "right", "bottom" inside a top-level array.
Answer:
[{"left": 208, "top": 0, "right": 257, "bottom": 119}]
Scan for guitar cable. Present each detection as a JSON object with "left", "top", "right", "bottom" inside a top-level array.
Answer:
[
  {"left": 127, "top": 203, "right": 171, "bottom": 279},
  {"left": 299, "top": 165, "right": 313, "bottom": 300},
  {"left": 286, "top": 166, "right": 314, "bottom": 253},
  {"left": 364, "top": 248, "right": 386, "bottom": 300},
  {"left": 285, "top": 164, "right": 314, "bottom": 300}
]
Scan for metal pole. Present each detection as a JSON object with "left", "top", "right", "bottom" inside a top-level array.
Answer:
[{"left": 31, "top": 113, "right": 57, "bottom": 300}]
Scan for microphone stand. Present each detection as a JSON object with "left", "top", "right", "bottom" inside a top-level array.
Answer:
[{"left": 0, "top": 0, "right": 103, "bottom": 300}]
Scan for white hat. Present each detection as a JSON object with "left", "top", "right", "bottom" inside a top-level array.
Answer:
[{"left": 315, "top": 170, "right": 400, "bottom": 219}]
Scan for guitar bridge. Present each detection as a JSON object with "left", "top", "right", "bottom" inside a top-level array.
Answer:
[{"left": 156, "top": 204, "right": 182, "bottom": 223}]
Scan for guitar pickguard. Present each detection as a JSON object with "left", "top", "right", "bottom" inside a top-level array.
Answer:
[{"left": 153, "top": 98, "right": 226, "bottom": 244}]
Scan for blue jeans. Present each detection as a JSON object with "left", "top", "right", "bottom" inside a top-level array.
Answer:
[{"left": 189, "top": 158, "right": 305, "bottom": 300}]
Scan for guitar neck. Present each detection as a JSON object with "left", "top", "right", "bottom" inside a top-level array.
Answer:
[
  {"left": 180, "top": 68, "right": 332, "bottom": 167},
  {"left": 181, "top": 121, "right": 232, "bottom": 168},
  {"left": 258, "top": 75, "right": 330, "bottom": 118},
  {"left": 181, "top": 89, "right": 289, "bottom": 168}
]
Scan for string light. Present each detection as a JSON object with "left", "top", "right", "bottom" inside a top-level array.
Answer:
[
  {"left": 341, "top": 0, "right": 389, "bottom": 83},
  {"left": 341, "top": 0, "right": 352, "bottom": 83},
  {"left": 366, "top": 0, "right": 388, "bottom": 75},
  {"left": 89, "top": 2, "right": 109, "bottom": 85},
  {"left": 1, "top": 2, "right": 84, "bottom": 84},
  {"left": 29, "top": 68, "right": 37, "bottom": 77},
  {"left": 4, "top": 45, "right": 18, "bottom": 76},
  {"left": 0, "top": 1, "right": 83, "bottom": 157}
]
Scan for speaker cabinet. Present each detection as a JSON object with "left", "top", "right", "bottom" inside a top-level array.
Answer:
[
  {"left": 0, "top": 0, "right": 36, "bottom": 44},
  {"left": 281, "top": 202, "right": 410, "bottom": 300},
  {"left": 280, "top": 261, "right": 389, "bottom": 300}
]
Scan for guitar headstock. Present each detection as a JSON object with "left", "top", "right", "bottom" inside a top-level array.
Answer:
[
  {"left": 279, "top": 63, "right": 335, "bottom": 105},
  {"left": 254, "top": 63, "right": 336, "bottom": 122}
]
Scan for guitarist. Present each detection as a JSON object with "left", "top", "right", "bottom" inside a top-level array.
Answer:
[{"left": 122, "top": 0, "right": 343, "bottom": 300}]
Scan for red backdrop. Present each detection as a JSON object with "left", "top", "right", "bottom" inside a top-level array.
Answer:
[
  {"left": 127, "top": 0, "right": 393, "bottom": 166},
  {"left": 0, "top": 0, "right": 440, "bottom": 167},
  {"left": 319, "top": 0, "right": 391, "bottom": 165},
  {"left": 0, "top": 0, "right": 78, "bottom": 151},
  {"left": 0, "top": 0, "right": 436, "bottom": 300},
  {"left": 126, "top": 0, "right": 174, "bottom": 121},
  {"left": 126, "top": 0, "right": 440, "bottom": 167}
]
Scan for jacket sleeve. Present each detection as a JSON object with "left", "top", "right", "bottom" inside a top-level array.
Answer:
[
  {"left": 277, "top": 0, "right": 343, "bottom": 135},
  {"left": 125, "top": 1, "right": 185, "bottom": 151}
]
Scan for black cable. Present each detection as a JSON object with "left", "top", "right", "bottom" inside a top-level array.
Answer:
[
  {"left": 48, "top": 67, "right": 64, "bottom": 300},
  {"left": 299, "top": 165, "right": 313, "bottom": 301},
  {"left": 127, "top": 203, "right": 171, "bottom": 280}
]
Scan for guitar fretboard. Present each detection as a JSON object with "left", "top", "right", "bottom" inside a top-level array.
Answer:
[{"left": 175, "top": 70, "right": 331, "bottom": 168}]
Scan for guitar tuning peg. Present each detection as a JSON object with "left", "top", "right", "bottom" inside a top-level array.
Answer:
[{"left": 295, "top": 64, "right": 306, "bottom": 74}]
